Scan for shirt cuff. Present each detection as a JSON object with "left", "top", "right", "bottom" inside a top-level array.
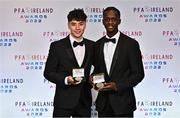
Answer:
[{"left": 65, "top": 76, "right": 69, "bottom": 85}]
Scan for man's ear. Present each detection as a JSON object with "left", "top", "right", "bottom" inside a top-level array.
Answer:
[{"left": 118, "top": 19, "right": 121, "bottom": 25}]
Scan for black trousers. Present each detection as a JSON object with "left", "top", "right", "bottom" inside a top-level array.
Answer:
[
  {"left": 98, "top": 99, "right": 134, "bottom": 118},
  {"left": 53, "top": 100, "right": 91, "bottom": 118}
]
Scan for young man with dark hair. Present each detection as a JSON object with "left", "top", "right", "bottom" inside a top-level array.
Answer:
[
  {"left": 93, "top": 7, "right": 145, "bottom": 117},
  {"left": 44, "top": 9, "right": 94, "bottom": 117}
]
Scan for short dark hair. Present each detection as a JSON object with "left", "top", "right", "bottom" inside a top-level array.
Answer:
[
  {"left": 67, "top": 9, "right": 87, "bottom": 22},
  {"left": 103, "top": 7, "right": 121, "bottom": 18}
]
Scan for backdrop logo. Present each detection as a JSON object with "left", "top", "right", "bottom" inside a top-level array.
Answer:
[
  {"left": 13, "top": 7, "right": 53, "bottom": 23},
  {"left": 15, "top": 101, "right": 53, "bottom": 117},
  {"left": 137, "top": 100, "right": 173, "bottom": 116},
  {"left": 162, "top": 30, "right": 180, "bottom": 46},
  {"left": 133, "top": 6, "right": 173, "bottom": 22},
  {"left": 14, "top": 55, "right": 47, "bottom": 70},
  {"left": 42, "top": 30, "right": 69, "bottom": 42},
  {"left": 102, "top": 30, "right": 143, "bottom": 38},
  {"left": 0, "top": 31, "right": 23, "bottom": 47},
  {"left": 43, "top": 79, "right": 55, "bottom": 89},
  {"left": 121, "top": 30, "right": 143, "bottom": 38},
  {"left": 142, "top": 54, "right": 173, "bottom": 69},
  {"left": 84, "top": 7, "right": 104, "bottom": 23},
  {"left": 162, "top": 77, "right": 180, "bottom": 93},
  {"left": 0, "top": 77, "right": 23, "bottom": 93}
]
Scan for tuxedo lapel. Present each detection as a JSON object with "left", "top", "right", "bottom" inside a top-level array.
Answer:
[
  {"left": 100, "top": 38, "right": 109, "bottom": 75},
  {"left": 109, "top": 33, "right": 126, "bottom": 77},
  {"left": 65, "top": 36, "right": 79, "bottom": 67},
  {"left": 81, "top": 39, "right": 89, "bottom": 67}
]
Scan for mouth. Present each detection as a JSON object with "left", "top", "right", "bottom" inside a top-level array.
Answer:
[
  {"left": 106, "top": 25, "right": 114, "bottom": 29},
  {"left": 74, "top": 31, "right": 81, "bottom": 34},
  {"left": 107, "top": 26, "right": 114, "bottom": 31}
]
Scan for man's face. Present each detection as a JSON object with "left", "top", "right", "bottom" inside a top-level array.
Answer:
[
  {"left": 103, "top": 10, "right": 121, "bottom": 36},
  {"left": 68, "top": 20, "right": 86, "bottom": 40}
]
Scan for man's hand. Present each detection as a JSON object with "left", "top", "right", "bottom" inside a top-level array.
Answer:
[
  {"left": 67, "top": 76, "right": 82, "bottom": 85},
  {"left": 99, "top": 82, "right": 117, "bottom": 91},
  {"left": 89, "top": 75, "right": 100, "bottom": 90}
]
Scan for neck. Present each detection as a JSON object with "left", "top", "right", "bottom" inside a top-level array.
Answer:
[
  {"left": 71, "top": 35, "right": 83, "bottom": 42},
  {"left": 75, "top": 38, "right": 83, "bottom": 42},
  {"left": 107, "top": 30, "right": 118, "bottom": 38}
]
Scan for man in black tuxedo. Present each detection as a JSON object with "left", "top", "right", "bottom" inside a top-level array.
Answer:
[
  {"left": 44, "top": 9, "right": 94, "bottom": 117},
  {"left": 93, "top": 7, "right": 145, "bottom": 117}
]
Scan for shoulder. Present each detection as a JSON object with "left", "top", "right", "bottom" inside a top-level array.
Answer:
[
  {"left": 120, "top": 32, "right": 139, "bottom": 46},
  {"left": 50, "top": 36, "right": 68, "bottom": 47},
  {"left": 84, "top": 38, "right": 95, "bottom": 47},
  {"left": 84, "top": 38, "right": 94, "bottom": 43},
  {"left": 95, "top": 36, "right": 105, "bottom": 45}
]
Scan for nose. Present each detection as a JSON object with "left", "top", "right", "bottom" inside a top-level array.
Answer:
[
  {"left": 108, "top": 20, "right": 114, "bottom": 24},
  {"left": 75, "top": 24, "right": 80, "bottom": 30}
]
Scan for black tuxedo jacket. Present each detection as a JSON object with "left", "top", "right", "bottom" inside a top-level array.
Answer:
[
  {"left": 94, "top": 32, "right": 144, "bottom": 115},
  {"left": 44, "top": 35, "right": 94, "bottom": 109}
]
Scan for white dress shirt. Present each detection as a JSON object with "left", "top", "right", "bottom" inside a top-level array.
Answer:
[
  {"left": 69, "top": 35, "right": 85, "bottom": 66},
  {"left": 65, "top": 35, "right": 85, "bottom": 85},
  {"left": 104, "top": 32, "right": 120, "bottom": 74}
]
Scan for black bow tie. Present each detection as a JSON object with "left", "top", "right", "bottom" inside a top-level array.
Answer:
[
  {"left": 73, "top": 40, "right": 84, "bottom": 47},
  {"left": 104, "top": 37, "right": 116, "bottom": 44}
]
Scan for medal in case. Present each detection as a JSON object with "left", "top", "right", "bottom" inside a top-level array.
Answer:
[
  {"left": 72, "top": 68, "right": 84, "bottom": 83},
  {"left": 92, "top": 73, "right": 105, "bottom": 88}
]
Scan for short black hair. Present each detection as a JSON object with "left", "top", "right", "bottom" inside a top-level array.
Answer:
[
  {"left": 67, "top": 9, "right": 87, "bottom": 22},
  {"left": 103, "top": 7, "right": 121, "bottom": 18}
]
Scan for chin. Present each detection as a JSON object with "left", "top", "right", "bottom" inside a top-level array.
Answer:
[
  {"left": 107, "top": 29, "right": 115, "bottom": 33},
  {"left": 75, "top": 36, "right": 82, "bottom": 39}
]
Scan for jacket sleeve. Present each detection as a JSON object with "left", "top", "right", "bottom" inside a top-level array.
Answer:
[
  {"left": 43, "top": 42, "right": 67, "bottom": 87},
  {"left": 114, "top": 40, "right": 145, "bottom": 93}
]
